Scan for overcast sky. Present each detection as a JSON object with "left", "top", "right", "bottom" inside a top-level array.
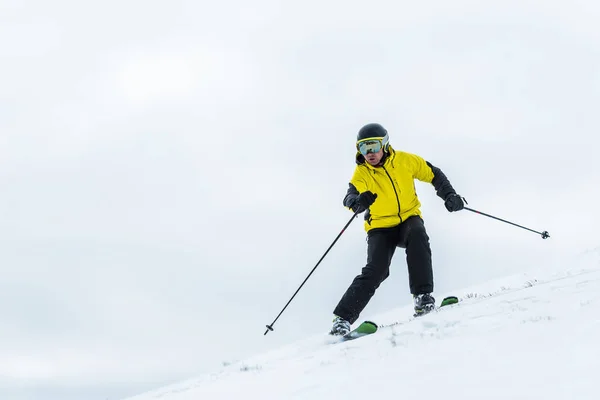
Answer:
[{"left": 1, "top": 1, "right": 599, "bottom": 399}]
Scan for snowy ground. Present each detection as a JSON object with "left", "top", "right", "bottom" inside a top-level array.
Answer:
[{"left": 124, "top": 250, "right": 600, "bottom": 400}]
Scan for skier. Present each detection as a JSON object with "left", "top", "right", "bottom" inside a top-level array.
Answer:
[{"left": 330, "top": 123, "right": 465, "bottom": 336}]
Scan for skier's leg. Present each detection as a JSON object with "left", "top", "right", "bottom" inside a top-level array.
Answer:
[
  {"left": 333, "top": 228, "right": 397, "bottom": 324},
  {"left": 398, "top": 216, "right": 433, "bottom": 295}
]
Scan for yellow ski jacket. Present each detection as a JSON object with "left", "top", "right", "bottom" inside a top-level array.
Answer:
[{"left": 344, "top": 145, "right": 457, "bottom": 232}]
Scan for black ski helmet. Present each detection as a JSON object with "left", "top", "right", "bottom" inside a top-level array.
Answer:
[{"left": 356, "top": 123, "right": 389, "bottom": 151}]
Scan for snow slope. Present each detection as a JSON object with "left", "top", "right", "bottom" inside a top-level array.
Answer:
[{"left": 124, "top": 250, "right": 600, "bottom": 400}]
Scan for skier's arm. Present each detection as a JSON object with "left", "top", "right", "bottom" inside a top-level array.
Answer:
[
  {"left": 408, "top": 153, "right": 457, "bottom": 200},
  {"left": 426, "top": 161, "right": 457, "bottom": 201},
  {"left": 343, "top": 168, "right": 368, "bottom": 209},
  {"left": 343, "top": 183, "right": 360, "bottom": 208}
]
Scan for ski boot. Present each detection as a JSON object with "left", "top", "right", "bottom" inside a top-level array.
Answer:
[
  {"left": 329, "top": 315, "right": 351, "bottom": 336},
  {"left": 413, "top": 293, "right": 436, "bottom": 317}
]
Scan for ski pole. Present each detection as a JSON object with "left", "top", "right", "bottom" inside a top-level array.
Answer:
[
  {"left": 463, "top": 207, "right": 550, "bottom": 239},
  {"left": 264, "top": 209, "right": 362, "bottom": 335}
]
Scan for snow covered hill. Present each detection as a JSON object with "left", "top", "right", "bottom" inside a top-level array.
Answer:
[{"left": 124, "top": 250, "right": 600, "bottom": 400}]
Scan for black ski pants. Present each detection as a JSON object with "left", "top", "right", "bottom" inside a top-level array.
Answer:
[{"left": 333, "top": 215, "right": 433, "bottom": 324}]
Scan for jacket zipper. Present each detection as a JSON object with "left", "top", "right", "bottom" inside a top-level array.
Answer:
[{"left": 382, "top": 166, "right": 402, "bottom": 223}]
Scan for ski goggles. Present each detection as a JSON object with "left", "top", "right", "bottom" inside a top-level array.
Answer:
[{"left": 356, "top": 136, "right": 387, "bottom": 155}]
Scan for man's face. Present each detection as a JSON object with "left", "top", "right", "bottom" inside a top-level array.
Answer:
[
  {"left": 365, "top": 148, "right": 384, "bottom": 166},
  {"left": 358, "top": 139, "right": 385, "bottom": 166}
]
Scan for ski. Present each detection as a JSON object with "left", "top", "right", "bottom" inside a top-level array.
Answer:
[
  {"left": 339, "top": 320, "right": 378, "bottom": 342},
  {"left": 440, "top": 295, "right": 459, "bottom": 307},
  {"left": 332, "top": 296, "right": 459, "bottom": 343}
]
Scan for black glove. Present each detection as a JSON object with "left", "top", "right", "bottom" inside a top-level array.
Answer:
[
  {"left": 445, "top": 193, "right": 465, "bottom": 212},
  {"left": 351, "top": 191, "right": 377, "bottom": 213}
]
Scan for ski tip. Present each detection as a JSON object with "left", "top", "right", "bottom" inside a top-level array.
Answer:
[
  {"left": 440, "top": 296, "right": 459, "bottom": 307},
  {"left": 363, "top": 320, "right": 378, "bottom": 328},
  {"left": 358, "top": 320, "right": 378, "bottom": 334}
]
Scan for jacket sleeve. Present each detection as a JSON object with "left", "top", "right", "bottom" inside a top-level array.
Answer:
[
  {"left": 426, "top": 161, "right": 457, "bottom": 200},
  {"left": 343, "top": 167, "right": 368, "bottom": 208},
  {"left": 407, "top": 152, "right": 457, "bottom": 200},
  {"left": 343, "top": 183, "right": 360, "bottom": 208}
]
